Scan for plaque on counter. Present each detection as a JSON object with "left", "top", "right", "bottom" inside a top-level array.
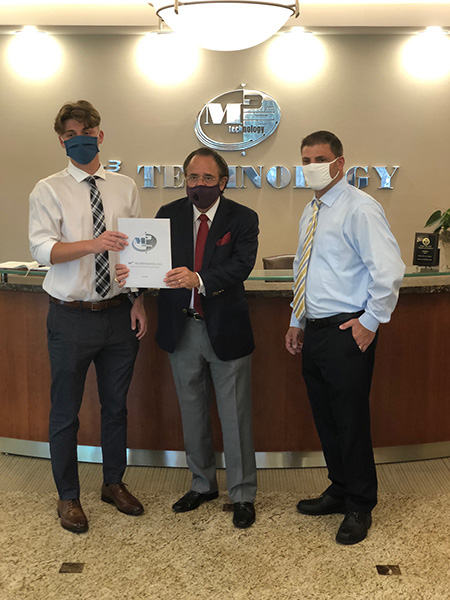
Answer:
[{"left": 412, "top": 232, "right": 439, "bottom": 266}]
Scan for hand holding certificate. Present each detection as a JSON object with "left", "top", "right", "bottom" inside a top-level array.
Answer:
[{"left": 118, "top": 218, "right": 171, "bottom": 288}]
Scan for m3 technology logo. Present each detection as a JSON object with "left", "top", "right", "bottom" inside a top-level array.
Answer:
[
  {"left": 132, "top": 233, "right": 157, "bottom": 253},
  {"left": 195, "top": 88, "right": 281, "bottom": 153}
]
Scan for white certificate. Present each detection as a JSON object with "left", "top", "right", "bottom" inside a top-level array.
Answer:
[{"left": 118, "top": 218, "right": 171, "bottom": 288}]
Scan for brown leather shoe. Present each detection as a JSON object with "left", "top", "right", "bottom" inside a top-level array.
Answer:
[
  {"left": 57, "top": 499, "right": 89, "bottom": 533},
  {"left": 101, "top": 483, "right": 144, "bottom": 516}
]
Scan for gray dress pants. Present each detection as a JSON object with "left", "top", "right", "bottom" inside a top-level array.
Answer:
[{"left": 169, "top": 317, "right": 257, "bottom": 503}]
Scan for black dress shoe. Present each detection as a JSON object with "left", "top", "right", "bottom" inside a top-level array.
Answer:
[
  {"left": 233, "top": 502, "right": 255, "bottom": 529},
  {"left": 172, "top": 490, "right": 219, "bottom": 513},
  {"left": 297, "top": 493, "right": 346, "bottom": 515},
  {"left": 336, "top": 511, "right": 372, "bottom": 545}
]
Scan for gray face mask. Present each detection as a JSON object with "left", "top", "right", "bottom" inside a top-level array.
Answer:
[{"left": 302, "top": 157, "right": 339, "bottom": 191}]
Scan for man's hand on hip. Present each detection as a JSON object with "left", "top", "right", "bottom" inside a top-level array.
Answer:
[{"left": 339, "top": 318, "right": 375, "bottom": 353}]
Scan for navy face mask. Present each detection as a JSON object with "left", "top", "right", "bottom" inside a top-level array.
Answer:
[
  {"left": 64, "top": 135, "right": 99, "bottom": 165},
  {"left": 186, "top": 184, "right": 222, "bottom": 210}
]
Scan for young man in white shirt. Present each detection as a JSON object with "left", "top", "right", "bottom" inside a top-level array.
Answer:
[{"left": 29, "top": 100, "right": 147, "bottom": 533}]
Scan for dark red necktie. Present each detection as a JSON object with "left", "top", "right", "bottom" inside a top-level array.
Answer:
[{"left": 193, "top": 214, "right": 209, "bottom": 316}]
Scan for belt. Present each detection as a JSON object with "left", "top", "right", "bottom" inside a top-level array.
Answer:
[
  {"left": 50, "top": 295, "right": 126, "bottom": 311},
  {"left": 306, "top": 310, "right": 364, "bottom": 330},
  {"left": 184, "top": 309, "right": 204, "bottom": 321}
]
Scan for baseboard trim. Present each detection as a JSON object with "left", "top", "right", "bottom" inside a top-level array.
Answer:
[{"left": 1, "top": 437, "right": 450, "bottom": 468}]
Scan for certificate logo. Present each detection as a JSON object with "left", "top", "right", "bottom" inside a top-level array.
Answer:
[
  {"left": 132, "top": 233, "right": 157, "bottom": 252},
  {"left": 195, "top": 88, "right": 281, "bottom": 152}
]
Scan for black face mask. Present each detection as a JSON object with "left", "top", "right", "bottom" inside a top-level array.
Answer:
[{"left": 186, "top": 184, "right": 222, "bottom": 210}]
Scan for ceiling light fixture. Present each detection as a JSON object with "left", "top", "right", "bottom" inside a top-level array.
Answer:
[
  {"left": 402, "top": 26, "right": 450, "bottom": 80},
  {"left": 267, "top": 27, "right": 326, "bottom": 82},
  {"left": 136, "top": 31, "right": 200, "bottom": 84},
  {"left": 7, "top": 26, "right": 62, "bottom": 79},
  {"left": 149, "top": 0, "right": 299, "bottom": 52}
]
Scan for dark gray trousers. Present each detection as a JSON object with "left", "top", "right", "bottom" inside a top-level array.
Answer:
[{"left": 47, "top": 299, "right": 139, "bottom": 500}]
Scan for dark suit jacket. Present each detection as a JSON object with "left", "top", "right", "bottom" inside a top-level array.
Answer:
[{"left": 155, "top": 195, "right": 259, "bottom": 361}]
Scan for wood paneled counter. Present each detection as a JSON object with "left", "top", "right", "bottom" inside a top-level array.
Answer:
[{"left": 1, "top": 269, "right": 449, "bottom": 466}]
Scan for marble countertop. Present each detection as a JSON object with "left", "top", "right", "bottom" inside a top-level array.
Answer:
[{"left": 1, "top": 271, "right": 450, "bottom": 296}]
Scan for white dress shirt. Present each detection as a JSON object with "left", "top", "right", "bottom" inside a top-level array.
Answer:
[
  {"left": 29, "top": 161, "right": 141, "bottom": 301},
  {"left": 290, "top": 178, "right": 405, "bottom": 332}
]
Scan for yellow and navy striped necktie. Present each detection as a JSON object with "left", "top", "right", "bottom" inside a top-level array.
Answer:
[{"left": 293, "top": 198, "right": 322, "bottom": 322}]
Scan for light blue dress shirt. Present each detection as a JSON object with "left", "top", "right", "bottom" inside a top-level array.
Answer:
[{"left": 290, "top": 178, "right": 405, "bottom": 332}]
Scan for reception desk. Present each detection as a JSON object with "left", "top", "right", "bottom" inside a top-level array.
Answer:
[{"left": 1, "top": 267, "right": 449, "bottom": 467}]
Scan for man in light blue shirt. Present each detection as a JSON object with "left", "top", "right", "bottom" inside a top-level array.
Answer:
[{"left": 285, "top": 131, "right": 405, "bottom": 545}]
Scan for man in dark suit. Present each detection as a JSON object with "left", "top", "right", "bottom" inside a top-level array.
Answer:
[
  {"left": 116, "top": 147, "right": 258, "bottom": 528},
  {"left": 157, "top": 148, "right": 258, "bottom": 529}
]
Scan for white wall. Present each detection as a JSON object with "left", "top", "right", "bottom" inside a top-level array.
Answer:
[{"left": 1, "top": 31, "right": 449, "bottom": 266}]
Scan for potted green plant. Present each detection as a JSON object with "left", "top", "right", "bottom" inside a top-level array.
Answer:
[{"left": 425, "top": 209, "right": 450, "bottom": 267}]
